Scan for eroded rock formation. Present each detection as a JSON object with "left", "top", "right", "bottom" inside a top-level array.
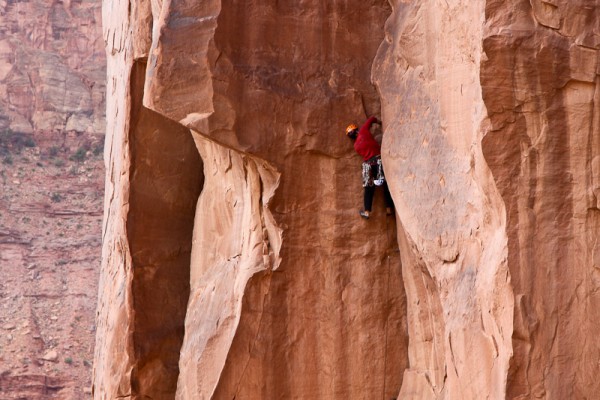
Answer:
[
  {"left": 375, "top": 1, "right": 513, "bottom": 398},
  {"left": 96, "top": 1, "right": 405, "bottom": 399},
  {"left": 482, "top": 1, "right": 600, "bottom": 398},
  {"left": 96, "top": 0, "right": 600, "bottom": 399}
]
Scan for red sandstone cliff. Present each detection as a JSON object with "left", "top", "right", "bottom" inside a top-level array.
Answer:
[
  {"left": 481, "top": 1, "right": 600, "bottom": 398},
  {"left": 0, "top": 0, "right": 105, "bottom": 398},
  {"left": 95, "top": 0, "right": 600, "bottom": 399}
]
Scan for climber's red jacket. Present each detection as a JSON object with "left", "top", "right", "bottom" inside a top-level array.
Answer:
[{"left": 354, "top": 116, "right": 381, "bottom": 161}]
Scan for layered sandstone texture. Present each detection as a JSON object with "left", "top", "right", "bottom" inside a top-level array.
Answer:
[
  {"left": 0, "top": 0, "right": 105, "bottom": 135},
  {"left": 0, "top": 131, "right": 104, "bottom": 399},
  {"left": 96, "top": 0, "right": 600, "bottom": 400},
  {"left": 0, "top": 0, "right": 105, "bottom": 398}
]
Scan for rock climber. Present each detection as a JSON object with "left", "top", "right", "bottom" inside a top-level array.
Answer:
[{"left": 346, "top": 116, "right": 394, "bottom": 219}]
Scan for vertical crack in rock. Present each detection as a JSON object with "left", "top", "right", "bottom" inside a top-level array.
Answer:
[
  {"left": 175, "top": 135, "right": 282, "bottom": 399},
  {"left": 95, "top": 1, "right": 203, "bottom": 397},
  {"left": 142, "top": 0, "right": 406, "bottom": 399},
  {"left": 94, "top": 0, "right": 151, "bottom": 396},
  {"left": 98, "top": 0, "right": 409, "bottom": 398},
  {"left": 126, "top": 60, "right": 203, "bottom": 398},
  {"left": 374, "top": 1, "right": 514, "bottom": 399},
  {"left": 481, "top": 1, "right": 600, "bottom": 398}
]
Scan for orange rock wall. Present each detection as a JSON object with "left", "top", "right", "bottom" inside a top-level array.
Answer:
[
  {"left": 374, "top": 1, "right": 513, "bottom": 398},
  {"left": 96, "top": 1, "right": 406, "bottom": 399},
  {"left": 95, "top": 0, "right": 600, "bottom": 399},
  {"left": 481, "top": 1, "right": 600, "bottom": 398}
]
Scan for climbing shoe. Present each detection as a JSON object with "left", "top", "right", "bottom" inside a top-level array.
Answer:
[{"left": 359, "top": 210, "right": 370, "bottom": 219}]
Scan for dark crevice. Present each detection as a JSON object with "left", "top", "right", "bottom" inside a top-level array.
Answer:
[{"left": 126, "top": 59, "right": 204, "bottom": 398}]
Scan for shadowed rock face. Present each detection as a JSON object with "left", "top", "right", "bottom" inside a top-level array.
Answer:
[
  {"left": 93, "top": 58, "right": 203, "bottom": 398},
  {"left": 481, "top": 1, "right": 600, "bottom": 398},
  {"left": 96, "top": 0, "right": 600, "bottom": 399}
]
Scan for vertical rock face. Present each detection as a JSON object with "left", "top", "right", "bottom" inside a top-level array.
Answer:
[
  {"left": 96, "top": 0, "right": 600, "bottom": 399},
  {"left": 374, "top": 1, "right": 513, "bottom": 398},
  {"left": 94, "top": 57, "right": 203, "bottom": 398},
  {"left": 96, "top": 1, "right": 406, "bottom": 399},
  {"left": 481, "top": 1, "right": 600, "bottom": 398}
]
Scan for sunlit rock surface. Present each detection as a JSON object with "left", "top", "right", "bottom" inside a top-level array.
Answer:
[
  {"left": 95, "top": 0, "right": 600, "bottom": 399},
  {"left": 96, "top": 1, "right": 405, "bottom": 399},
  {"left": 375, "top": 1, "right": 512, "bottom": 398}
]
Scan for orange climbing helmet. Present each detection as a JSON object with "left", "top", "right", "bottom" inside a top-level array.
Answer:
[{"left": 345, "top": 123, "right": 358, "bottom": 136}]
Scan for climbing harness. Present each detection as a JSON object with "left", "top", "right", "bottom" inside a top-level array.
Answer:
[
  {"left": 374, "top": 157, "right": 385, "bottom": 186},
  {"left": 362, "top": 155, "right": 386, "bottom": 187}
]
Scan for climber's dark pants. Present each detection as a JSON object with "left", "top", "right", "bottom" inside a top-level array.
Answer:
[{"left": 364, "top": 182, "right": 394, "bottom": 212}]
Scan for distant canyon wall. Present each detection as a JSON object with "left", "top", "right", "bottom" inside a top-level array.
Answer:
[
  {"left": 0, "top": 0, "right": 105, "bottom": 398},
  {"left": 0, "top": 0, "right": 104, "bottom": 135},
  {"left": 95, "top": 0, "right": 600, "bottom": 399}
]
